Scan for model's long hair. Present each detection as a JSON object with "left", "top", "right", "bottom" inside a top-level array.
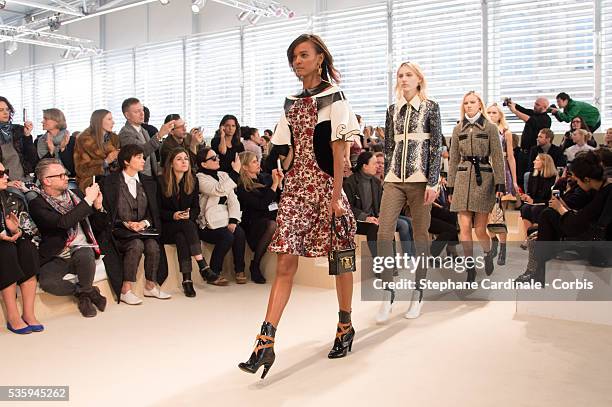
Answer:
[
  {"left": 394, "top": 62, "right": 428, "bottom": 103},
  {"left": 161, "top": 147, "right": 195, "bottom": 198},
  {"left": 238, "top": 151, "right": 265, "bottom": 192},
  {"left": 460, "top": 91, "right": 489, "bottom": 121},
  {"left": 287, "top": 34, "right": 340, "bottom": 84},
  {"left": 486, "top": 103, "right": 509, "bottom": 132}
]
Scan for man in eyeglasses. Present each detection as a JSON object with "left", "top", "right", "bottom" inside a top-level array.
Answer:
[{"left": 29, "top": 158, "right": 111, "bottom": 318}]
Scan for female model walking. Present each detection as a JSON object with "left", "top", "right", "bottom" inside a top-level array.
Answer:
[
  {"left": 447, "top": 92, "right": 505, "bottom": 282},
  {"left": 239, "top": 34, "right": 359, "bottom": 379}
]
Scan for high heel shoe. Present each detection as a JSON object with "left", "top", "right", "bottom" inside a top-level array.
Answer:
[
  {"left": 328, "top": 322, "right": 355, "bottom": 359},
  {"left": 466, "top": 266, "right": 476, "bottom": 283},
  {"left": 484, "top": 251, "right": 495, "bottom": 276},
  {"left": 497, "top": 243, "right": 506, "bottom": 265},
  {"left": 490, "top": 237, "right": 499, "bottom": 258},
  {"left": 238, "top": 321, "right": 276, "bottom": 379}
]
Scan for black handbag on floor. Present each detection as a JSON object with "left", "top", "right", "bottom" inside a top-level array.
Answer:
[{"left": 328, "top": 214, "right": 356, "bottom": 275}]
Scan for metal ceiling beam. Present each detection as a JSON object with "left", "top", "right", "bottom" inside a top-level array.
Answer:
[{"left": 7, "top": 0, "right": 85, "bottom": 16}]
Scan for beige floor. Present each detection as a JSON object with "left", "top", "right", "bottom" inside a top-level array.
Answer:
[{"left": 2, "top": 280, "right": 612, "bottom": 407}]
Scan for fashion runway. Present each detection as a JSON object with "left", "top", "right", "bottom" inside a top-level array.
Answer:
[{"left": 2, "top": 280, "right": 611, "bottom": 407}]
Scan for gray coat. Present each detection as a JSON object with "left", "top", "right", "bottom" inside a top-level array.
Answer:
[
  {"left": 447, "top": 115, "right": 505, "bottom": 213},
  {"left": 118, "top": 122, "right": 160, "bottom": 176}
]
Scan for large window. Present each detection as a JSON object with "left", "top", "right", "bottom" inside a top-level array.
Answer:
[
  {"left": 185, "top": 30, "right": 242, "bottom": 137},
  {"left": 488, "top": 0, "right": 595, "bottom": 133},
  {"left": 1, "top": 0, "right": 611, "bottom": 138}
]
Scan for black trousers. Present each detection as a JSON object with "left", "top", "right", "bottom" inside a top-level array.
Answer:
[
  {"left": 162, "top": 220, "right": 202, "bottom": 274},
  {"left": 429, "top": 206, "right": 459, "bottom": 257},
  {"left": 0, "top": 238, "right": 38, "bottom": 291},
  {"left": 38, "top": 247, "right": 96, "bottom": 295},
  {"left": 199, "top": 225, "right": 245, "bottom": 274}
]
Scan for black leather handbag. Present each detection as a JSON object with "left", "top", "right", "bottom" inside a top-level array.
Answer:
[{"left": 328, "top": 214, "right": 356, "bottom": 275}]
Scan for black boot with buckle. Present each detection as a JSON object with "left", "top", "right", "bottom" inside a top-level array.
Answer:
[
  {"left": 238, "top": 321, "right": 276, "bottom": 379},
  {"left": 328, "top": 310, "right": 355, "bottom": 359}
]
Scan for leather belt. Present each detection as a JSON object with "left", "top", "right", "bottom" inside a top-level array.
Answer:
[{"left": 461, "top": 156, "right": 490, "bottom": 186}]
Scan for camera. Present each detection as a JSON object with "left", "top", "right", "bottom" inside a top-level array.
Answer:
[
  {"left": 552, "top": 189, "right": 561, "bottom": 198},
  {"left": 547, "top": 104, "right": 557, "bottom": 114},
  {"left": 502, "top": 97, "right": 512, "bottom": 107}
]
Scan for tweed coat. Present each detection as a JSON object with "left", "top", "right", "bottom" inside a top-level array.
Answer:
[{"left": 447, "top": 114, "right": 505, "bottom": 213}]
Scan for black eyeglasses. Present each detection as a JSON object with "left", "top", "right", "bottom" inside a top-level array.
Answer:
[
  {"left": 204, "top": 155, "right": 219, "bottom": 162},
  {"left": 0, "top": 168, "right": 9, "bottom": 177},
  {"left": 46, "top": 172, "right": 68, "bottom": 180}
]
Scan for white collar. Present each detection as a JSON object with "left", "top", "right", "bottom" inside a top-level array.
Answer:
[
  {"left": 465, "top": 112, "right": 482, "bottom": 124},
  {"left": 122, "top": 171, "right": 140, "bottom": 183},
  {"left": 287, "top": 84, "right": 341, "bottom": 100},
  {"left": 130, "top": 123, "right": 142, "bottom": 132},
  {"left": 397, "top": 94, "right": 422, "bottom": 111}
]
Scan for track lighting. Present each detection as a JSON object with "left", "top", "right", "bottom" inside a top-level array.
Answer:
[
  {"left": 237, "top": 10, "right": 250, "bottom": 21},
  {"left": 191, "top": 0, "right": 205, "bottom": 13},
  {"left": 6, "top": 41, "right": 18, "bottom": 55},
  {"left": 248, "top": 13, "right": 261, "bottom": 25},
  {"left": 158, "top": 0, "right": 170, "bottom": 5}
]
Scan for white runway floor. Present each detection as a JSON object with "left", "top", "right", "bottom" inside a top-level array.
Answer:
[{"left": 2, "top": 281, "right": 612, "bottom": 407}]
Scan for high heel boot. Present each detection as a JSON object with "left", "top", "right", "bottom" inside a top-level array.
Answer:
[
  {"left": 238, "top": 321, "right": 276, "bottom": 379},
  {"left": 490, "top": 237, "right": 499, "bottom": 258},
  {"left": 328, "top": 311, "right": 355, "bottom": 359},
  {"left": 497, "top": 243, "right": 506, "bottom": 265},
  {"left": 466, "top": 266, "right": 476, "bottom": 283}
]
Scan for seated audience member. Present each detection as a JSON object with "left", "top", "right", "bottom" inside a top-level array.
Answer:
[
  {"left": 559, "top": 116, "right": 597, "bottom": 151},
  {"left": 0, "top": 162, "right": 41, "bottom": 334},
  {"left": 527, "top": 128, "right": 566, "bottom": 172},
  {"left": 0, "top": 96, "right": 36, "bottom": 190},
  {"left": 429, "top": 184, "right": 459, "bottom": 257},
  {"left": 158, "top": 147, "right": 211, "bottom": 298},
  {"left": 102, "top": 144, "right": 170, "bottom": 305},
  {"left": 236, "top": 151, "right": 282, "bottom": 284},
  {"left": 261, "top": 133, "right": 271, "bottom": 163},
  {"left": 160, "top": 114, "right": 204, "bottom": 170},
  {"left": 519, "top": 154, "right": 558, "bottom": 245},
  {"left": 241, "top": 126, "right": 263, "bottom": 164},
  {"left": 36, "top": 108, "right": 76, "bottom": 177},
  {"left": 29, "top": 159, "right": 109, "bottom": 318},
  {"left": 344, "top": 151, "right": 413, "bottom": 256},
  {"left": 184, "top": 125, "right": 206, "bottom": 173},
  {"left": 74, "top": 109, "right": 121, "bottom": 192},
  {"left": 564, "top": 129, "right": 595, "bottom": 163},
  {"left": 602, "top": 128, "right": 612, "bottom": 149},
  {"left": 196, "top": 147, "right": 246, "bottom": 285},
  {"left": 516, "top": 151, "right": 612, "bottom": 284},
  {"left": 118, "top": 98, "right": 175, "bottom": 177},
  {"left": 374, "top": 152, "right": 384, "bottom": 182},
  {"left": 550, "top": 92, "right": 601, "bottom": 133},
  {"left": 596, "top": 147, "right": 612, "bottom": 179},
  {"left": 211, "top": 115, "right": 245, "bottom": 174}
]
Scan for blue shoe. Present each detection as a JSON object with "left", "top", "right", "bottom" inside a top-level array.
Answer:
[
  {"left": 7, "top": 321, "right": 32, "bottom": 335},
  {"left": 22, "top": 316, "right": 44, "bottom": 332}
]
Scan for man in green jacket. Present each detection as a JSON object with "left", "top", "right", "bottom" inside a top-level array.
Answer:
[{"left": 551, "top": 92, "right": 601, "bottom": 132}]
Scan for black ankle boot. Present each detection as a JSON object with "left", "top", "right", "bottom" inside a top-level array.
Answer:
[
  {"left": 484, "top": 251, "right": 495, "bottom": 276},
  {"left": 490, "top": 237, "right": 499, "bottom": 258},
  {"left": 182, "top": 280, "right": 196, "bottom": 297},
  {"left": 250, "top": 261, "right": 266, "bottom": 284},
  {"left": 466, "top": 266, "right": 476, "bottom": 283},
  {"left": 497, "top": 243, "right": 506, "bottom": 265},
  {"left": 238, "top": 321, "right": 276, "bottom": 379},
  {"left": 328, "top": 311, "right": 355, "bottom": 359}
]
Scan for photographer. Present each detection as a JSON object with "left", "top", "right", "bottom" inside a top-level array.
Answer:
[
  {"left": 505, "top": 97, "right": 551, "bottom": 183},
  {"left": 550, "top": 92, "right": 601, "bottom": 133}
]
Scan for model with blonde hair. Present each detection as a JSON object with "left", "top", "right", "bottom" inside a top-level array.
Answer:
[
  {"left": 375, "top": 61, "right": 443, "bottom": 322},
  {"left": 447, "top": 91, "right": 506, "bottom": 282},
  {"left": 486, "top": 103, "right": 519, "bottom": 265}
]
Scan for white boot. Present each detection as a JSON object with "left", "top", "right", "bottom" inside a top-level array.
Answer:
[
  {"left": 404, "top": 289, "right": 424, "bottom": 319},
  {"left": 375, "top": 290, "right": 394, "bottom": 324}
]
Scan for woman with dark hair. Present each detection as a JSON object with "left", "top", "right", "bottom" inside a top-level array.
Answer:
[
  {"left": 236, "top": 151, "right": 283, "bottom": 283},
  {"left": 36, "top": 108, "right": 76, "bottom": 177},
  {"left": 211, "top": 115, "right": 245, "bottom": 173},
  {"left": 516, "top": 151, "right": 612, "bottom": 284},
  {"left": 239, "top": 33, "right": 359, "bottom": 378},
  {"left": 195, "top": 147, "right": 245, "bottom": 286},
  {"left": 241, "top": 126, "right": 263, "bottom": 163},
  {"left": 560, "top": 116, "right": 597, "bottom": 152},
  {"left": 0, "top": 96, "right": 36, "bottom": 189},
  {"left": 0, "top": 161, "right": 42, "bottom": 334},
  {"left": 159, "top": 147, "right": 211, "bottom": 297},
  {"left": 74, "top": 109, "right": 121, "bottom": 191}
]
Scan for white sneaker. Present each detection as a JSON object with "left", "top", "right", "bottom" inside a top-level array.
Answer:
[
  {"left": 143, "top": 285, "right": 172, "bottom": 300},
  {"left": 375, "top": 290, "right": 393, "bottom": 324},
  {"left": 404, "top": 290, "right": 423, "bottom": 319},
  {"left": 120, "top": 290, "right": 143, "bottom": 305}
]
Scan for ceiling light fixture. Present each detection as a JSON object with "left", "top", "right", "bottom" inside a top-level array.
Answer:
[
  {"left": 191, "top": 0, "right": 205, "bottom": 13},
  {"left": 237, "top": 10, "right": 250, "bottom": 21},
  {"left": 248, "top": 13, "right": 261, "bottom": 25},
  {"left": 6, "top": 41, "right": 18, "bottom": 55},
  {"left": 158, "top": 0, "right": 170, "bottom": 5}
]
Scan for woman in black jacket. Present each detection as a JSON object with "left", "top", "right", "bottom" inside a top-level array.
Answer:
[
  {"left": 516, "top": 151, "right": 612, "bottom": 284},
  {"left": 159, "top": 147, "right": 211, "bottom": 297},
  {"left": 210, "top": 115, "right": 245, "bottom": 173},
  {"left": 0, "top": 96, "right": 36, "bottom": 188},
  {"left": 519, "top": 153, "right": 557, "bottom": 241},
  {"left": 0, "top": 162, "right": 41, "bottom": 334},
  {"left": 236, "top": 151, "right": 283, "bottom": 283}
]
